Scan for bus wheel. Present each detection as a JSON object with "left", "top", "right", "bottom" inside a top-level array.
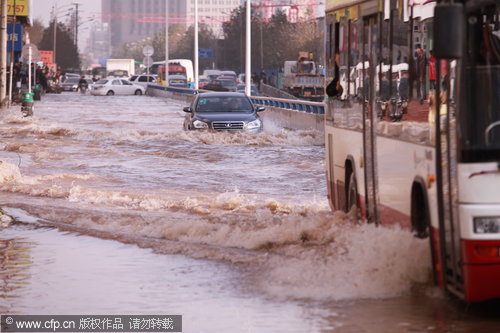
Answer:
[{"left": 346, "top": 173, "right": 360, "bottom": 221}]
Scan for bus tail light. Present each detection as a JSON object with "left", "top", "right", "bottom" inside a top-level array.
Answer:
[
  {"left": 474, "top": 246, "right": 500, "bottom": 258},
  {"left": 473, "top": 216, "right": 500, "bottom": 234}
]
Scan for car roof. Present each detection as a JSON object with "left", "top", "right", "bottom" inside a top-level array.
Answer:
[{"left": 197, "top": 92, "right": 247, "bottom": 98}]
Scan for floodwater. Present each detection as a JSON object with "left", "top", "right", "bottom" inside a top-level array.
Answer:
[{"left": 0, "top": 93, "right": 499, "bottom": 332}]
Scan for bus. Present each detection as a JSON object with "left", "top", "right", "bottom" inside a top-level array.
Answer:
[
  {"left": 324, "top": 0, "right": 500, "bottom": 302},
  {"left": 150, "top": 59, "right": 194, "bottom": 85}
]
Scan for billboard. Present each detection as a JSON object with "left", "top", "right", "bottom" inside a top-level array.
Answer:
[
  {"left": 7, "top": 24, "right": 23, "bottom": 51},
  {"left": 39, "top": 50, "right": 54, "bottom": 65},
  {"left": 7, "top": 0, "right": 29, "bottom": 16}
]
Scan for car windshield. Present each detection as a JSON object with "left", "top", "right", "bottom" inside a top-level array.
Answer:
[
  {"left": 64, "top": 78, "right": 80, "bottom": 84},
  {"left": 219, "top": 80, "right": 235, "bottom": 88},
  {"left": 196, "top": 96, "right": 253, "bottom": 113},
  {"left": 96, "top": 79, "right": 108, "bottom": 84}
]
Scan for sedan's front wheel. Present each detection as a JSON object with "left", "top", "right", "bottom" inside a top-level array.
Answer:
[
  {"left": 134, "top": 90, "right": 143, "bottom": 95},
  {"left": 106, "top": 90, "right": 114, "bottom": 96}
]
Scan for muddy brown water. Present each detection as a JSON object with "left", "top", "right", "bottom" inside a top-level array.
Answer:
[{"left": 0, "top": 93, "right": 499, "bottom": 332}]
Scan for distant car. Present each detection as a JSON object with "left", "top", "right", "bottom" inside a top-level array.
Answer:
[
  {"left": 107, "top": 70, "right": 129, "bottom": 78},
  {"left": 60, "top": 77, "right": 81, "bottom": 91},
  {"left": 64, "top": 73, "right": 81, "bottom": 79},
  {"left": 183, "top": 92, "right": 265, "bottom": 133},
  {"left": 129, "top": 74, "right": 157, "bottom": 87},
  {"left": 204, "top": 78, "right": 237, "bottom": 92},
  {"left": 236, "top": 84, "right": 260, "bottom": 96},
  {"left": 237, "top": 73, "right": 253, "bottom": 84},
  {"left": 90, "top": 78, "right": 145, "bottom": 96},
  {"left": 198, "top": 77, "right": 210, "bottom": 89},
  {"left": 220, "top": 70, "right": 237, "bottom": 79}
]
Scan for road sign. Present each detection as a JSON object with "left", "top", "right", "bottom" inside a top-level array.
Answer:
[
  {"left": 21, "top": 44, "right": 39, "bottom": 62},
  {"left": 199, "top": 48, "right": 213, "bottom": 59},
  {"left": 143, "top": 45, "right": 154, "bottom": 57},
  {"left": 7, "top": 24, "right": 23, "bottom": 51},
  {"left": 143, "top": 56, "right": 154, "bottom": 68}
]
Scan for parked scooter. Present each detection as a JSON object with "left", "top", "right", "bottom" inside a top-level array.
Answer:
[
  {"left": 377, "top": 98, "right": 389, "bottom": 119},
  {"left": 390, "top": 97, "right": 405, "bottom": 122},
  {"left": 78, "top": 77, "right": 88, "bottom": 94},
  {"left": 377, "top": 77, "right": 390, "bottom": 120}
]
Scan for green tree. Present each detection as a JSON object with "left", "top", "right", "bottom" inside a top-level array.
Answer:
[
  {"left": 221, "top": 6, "right": 322, "bottom": 72},
  {"left": 112, "top": 24, "right": 217, "bottom": 72},
  {"left": 39, "top": 21, "right": 80, "bottom": 70},
  {"left": 29, "top": 19, "right": 45, "bottom": 46}
]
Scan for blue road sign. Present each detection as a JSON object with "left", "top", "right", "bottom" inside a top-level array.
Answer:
[
  {"left": 199, "top": 48, "right": 213, "bottom": 59},
  {"left": 7, "top": 24, "right": 23, "bottom": 51}
]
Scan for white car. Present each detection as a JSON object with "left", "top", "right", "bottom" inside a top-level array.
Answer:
[
  {"left": 90, "top": 78, "right": 145, "bottom": 96},
  {"left": 129, "top": 74, "right": 157, "bottom": 87}
]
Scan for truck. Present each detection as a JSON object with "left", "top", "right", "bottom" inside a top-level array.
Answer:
[
  {"left": 282, "top": 52, "right": 324, "bottom": 101},
  {"left": 106, "top": 59, "right": 135, "bottom": 78}
]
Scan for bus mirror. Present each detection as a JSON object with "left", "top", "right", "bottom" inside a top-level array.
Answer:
[{"left": 434, "top": 3, "right": 464, "bottom": 59}]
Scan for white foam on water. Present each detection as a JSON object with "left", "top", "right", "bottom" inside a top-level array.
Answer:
[{"left": 258, "top": 221, "right": 432, "bottom": 301}]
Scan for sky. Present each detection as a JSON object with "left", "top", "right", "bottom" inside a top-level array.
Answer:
[
  {"left": 32, "top": 0, "right": 102, "bottom": 49},
  {"left": 32, "top": 0, "right": 101, "bottom": 24}
]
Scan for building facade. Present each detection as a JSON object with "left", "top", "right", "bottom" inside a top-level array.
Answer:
[{"left": 101, "top": 0, "right": 186, "bottom": 55}]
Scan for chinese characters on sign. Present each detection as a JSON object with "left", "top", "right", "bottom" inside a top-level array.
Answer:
[
  {"left": 7, "top": 24, "right": 23, "bottom": 51},
  {"left": 0, "top": 315, "right": 182, "bottom": 332}
]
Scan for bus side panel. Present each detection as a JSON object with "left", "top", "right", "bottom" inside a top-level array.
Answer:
[
  {"left": 376, "top": 136, "right": 435, "bottom": 229},
  {"left": 326, "top": 126, "right": 366, "bottom": 215}
]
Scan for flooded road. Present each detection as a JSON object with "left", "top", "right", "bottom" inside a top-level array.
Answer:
[{"left": 0, "top": 93, "right": 499, "bottom": 332}]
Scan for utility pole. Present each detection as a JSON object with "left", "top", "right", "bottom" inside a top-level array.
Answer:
[
  {"left": 0, "top": 0, "right": 7, "bottom": 107},
  {"left": 53, "top": 4, "right": 57, "bottom": 67},
  {"left": 245, "top": 0, "right": 251, "bottom": 96},
  {"left": 194, "top": 0, "right": 198, "bottom": 90},
  {"left": 164, "top": 0, "right": 169, "bottom": 87},
  {"left": 8, "top": 0, "right": 16, "bottom": 106},
  {"left": 73, "top": 2, "right": 79, "bottom": 50}
]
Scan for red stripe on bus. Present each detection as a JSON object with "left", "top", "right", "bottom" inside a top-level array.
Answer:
[{"left": 461, "top": 239, "right": 500, "bottom": 302}]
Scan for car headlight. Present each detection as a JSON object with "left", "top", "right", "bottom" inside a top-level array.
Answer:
[
  {"left": 474, "top": 216, "right": 500, "bottom": 234},
  {"left": 73, "top": 85, "right": 78, "bottom": 89},
  {"left": 192, "top": 120, "right": 208, "bottom": 129},
  {"left": 246, "top": 119, "right": 261, "bottom": 129}
]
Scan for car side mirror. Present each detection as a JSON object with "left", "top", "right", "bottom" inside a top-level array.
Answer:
[
  {"left": 255, "top": 106, "right": 265, "bottom": 112},
  {"left": 183, "top": 106, "right": 193, "bottom": 113}
]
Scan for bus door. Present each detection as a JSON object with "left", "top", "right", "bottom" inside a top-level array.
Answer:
[
  {"left": 433, "top": 23, "right": 463, "bottom": 295},
  {"left": 361, "top": 15, "right": 380, "bottom": 223}
]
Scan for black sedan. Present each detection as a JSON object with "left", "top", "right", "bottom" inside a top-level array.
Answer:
[{"left": 183, "top": 92, "right": 265, "bottom": 133}]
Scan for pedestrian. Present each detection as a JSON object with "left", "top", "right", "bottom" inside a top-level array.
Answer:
[
  {"left": 414, "top": 47, "right": 427, "bottom": 103},
  {"left": 428, "top": 50, "right": 436, "bottom": 91}
]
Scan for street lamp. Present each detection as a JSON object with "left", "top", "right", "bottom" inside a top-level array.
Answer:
[
  {"left": 72, "top": 3, "right": 80, "bottom": 50},
  {"left": 165, "top": 0, "right": 169, "bottom": 87},
  {"left": 245, "top": 0, "right": 251, "bottom": 96},
  {"left": 194, "top": 0, "right": 199, "bottom": 90},
  {"left": 52, "top": 4, "right": 73, "bottom": 67}
]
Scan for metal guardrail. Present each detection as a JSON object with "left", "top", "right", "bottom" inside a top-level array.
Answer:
[
  {"left": 250, "top": 95, "right": 325, "bottom": 115},
  {"left": 147, "top": 84, "right": 325, "bottom": 115},
  {"left": 260, "top": 83, "right": 298, "bottom": 100}
]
